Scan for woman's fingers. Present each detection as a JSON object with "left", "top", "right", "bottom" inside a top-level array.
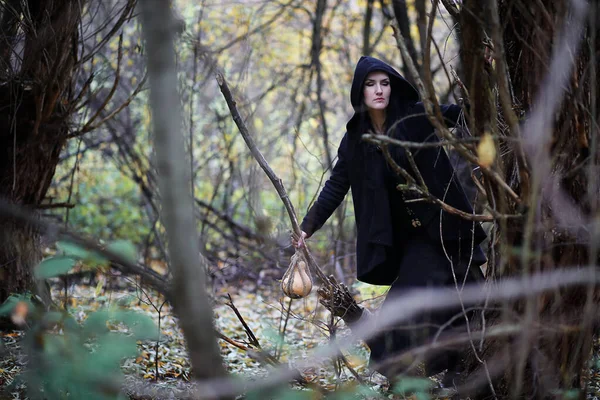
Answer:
[
  {"left": 291, "top": 230, "right": 307, "bottom": 248},
  {"left": 298, "top": 231, "right": 307, "bottom": 248}
]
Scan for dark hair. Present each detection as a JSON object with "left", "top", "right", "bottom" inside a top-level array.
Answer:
[
  {"left": 384, "top": 93, "right": 408, "bottom": 138},
  {"left": 352, "top": 77, "right": 408, "bottom": 139}
]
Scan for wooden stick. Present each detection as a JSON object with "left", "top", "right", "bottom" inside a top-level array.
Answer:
[{"left": 216, "top": 72, "right": 333, "bottom": 285}]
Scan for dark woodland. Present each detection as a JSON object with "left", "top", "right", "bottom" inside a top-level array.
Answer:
[{"left": 0, "top": 0, "right": 598, "bottom": 399}]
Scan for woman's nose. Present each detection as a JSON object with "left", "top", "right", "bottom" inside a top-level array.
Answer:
[{"left": 375, "top": 84, "right": 383, "bottom": 94}]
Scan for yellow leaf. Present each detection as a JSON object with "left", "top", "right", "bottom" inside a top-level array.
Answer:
[
  {"left": 477, "top": 132, "right": 496, "bottom": 168},
  {"left": 345, "top": 355, "right": 364, "bottom": 368},
  {"left": 94, "top": 277, "right": 104, "bottom": 297}
]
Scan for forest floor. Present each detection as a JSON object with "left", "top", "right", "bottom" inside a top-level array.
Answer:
[{"left": 2, "top": 276, "right": 600, "bottom": 399}]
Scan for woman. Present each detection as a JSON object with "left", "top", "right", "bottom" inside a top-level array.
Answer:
[{"left": 292, "top": 56, "right": 486, "bottom": 383}]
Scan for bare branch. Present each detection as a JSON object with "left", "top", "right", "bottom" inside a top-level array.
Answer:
[
  {"left": 390, "top": 21, "right": 521, "bottom": 203},
  {"left": 440, "top": 0, "right": 460, "bottom": 19},
  {"left": 80, "top": 33, "right": 124, "bottom": 133},
  {"left": 363, "top": 134, "right": 521, "bottom": 222},
  {"left": 216, "top": 72, "right": 335, "bottom": 285},
  {"left": 73, "top": 74, "right": 148, "bottom": 137},
  {"left": 391, "top": 0, "right": 421, "bottom": 79},
  {"left": 486, "top": 0, "right": 531, "bottom": 196}
]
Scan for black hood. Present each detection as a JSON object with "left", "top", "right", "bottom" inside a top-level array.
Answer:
[{"left": 349, "top": 56, "right": 419, "bottom": 110}]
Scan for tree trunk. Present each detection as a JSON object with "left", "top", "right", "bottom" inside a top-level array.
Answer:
[
  {"left": 392, "top": 0, "right": 420, "bottom": 81},
  {"left": 0, "top": 223, "right": 43, "bottom": 303},
  {"left": 459, "top": 0, "right": 496, "bottom": 139},
  {"left": 460, "top": 0, "right": 599, "bottom": 398},
  {"left": 0, "top": 1, "right": 81, "bottom": 305},
  {"left": 140, "top": 0, "right": 229, "bottom": 384}
]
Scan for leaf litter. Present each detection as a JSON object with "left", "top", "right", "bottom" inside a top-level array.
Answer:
[{"left": 4, "top": 276, "right": 598, "bottom": 399}]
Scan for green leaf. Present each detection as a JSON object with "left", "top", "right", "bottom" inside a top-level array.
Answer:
[
  {"left": 353, "top": 384, "right": 383, "bottom": 398},
  {"left": 94, "top": 333, "right": 138, "bottom": 370},
  {"left": 0, "top": 294, "right": 35, "bottom": 317},
  {"left": 0, "top": 296, "right": 19, "bottom": 316},
  {"left": 83, "top": 309, "right": 158, "bottom": 341},
  {"left": 106, "top": 240, "right": 137, "bottom": 264},
  {"left": 115, "top": 311, "right": 159, "bottom": 340},
  {"left": 262, "top": 327, "right": 285, "bottom": 348},
  {"left": 43, "top": 334, "right": 68, "bottom": 360},
  {"left": 62, "top": 314, "right": 80, "bottom": 333},
  {"left": 57, "top": 241, "right": 107, "bottom": 265},
  {"left": 553, "top": 389, "right": 580, "bottom": 400},
  {"left": 42, "top": 311, "right": 64, "bottom": 325},
  {"left": 392, "top": 376, "right": 433, "bottom": 399},
  {"left": 57, "top": 241, "right": 92, "bottom": 259},
  {"left": 83, "top": 310, "right": 111, "bottom": 336},
  {"left": 35, "top": 256, "right": 76, "bottom": 279}
]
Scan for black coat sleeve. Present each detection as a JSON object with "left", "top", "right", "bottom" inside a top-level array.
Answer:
[
  {"left": 440, "top": 103, "right": 465, "bottom": 128},
  {"left": 409, "top": 102, "right": 465, "bottom": 131},
  {"left": 300, "top": 134, "right": 351, "bottom": 236}
]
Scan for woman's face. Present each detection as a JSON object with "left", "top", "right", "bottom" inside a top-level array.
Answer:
[{"left": 363, "top": 71, "right": 391, "bottom": 111}]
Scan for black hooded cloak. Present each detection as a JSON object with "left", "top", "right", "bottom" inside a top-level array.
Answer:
[
  {"left": 299, "top": 56, "right": 489, "bottom": 377},
  {"left": 301, "top": 56, "right": 486, "bottom": 286}
]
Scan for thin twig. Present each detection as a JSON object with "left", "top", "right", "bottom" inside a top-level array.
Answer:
[
  {"left": 71, "top": 74, "right": 149, "bottom": 137},
  {"left": 362, "top": 133, "right": 480, "bottom": 149},
  {"left": 226, "top": 293, "right": 260, "bottom": 348},
  {"left": 276, "top": 297, "right": 293, "bottom": 360},
  {"left": 216, "top": 310, "right": 314, "bottom": 388},
  {"left": 80, "top": 33, "right": 124, "bottom": 133},
  {"left": 404, "top": 147, "right": 427, "bottom": 188},
  {"left": 338, "top": 352, "right": 364, "bottom": 384}
]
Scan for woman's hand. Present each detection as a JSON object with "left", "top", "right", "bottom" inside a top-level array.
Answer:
[{"left": 291, "top": 231, "right": 308, "bottom": 249}]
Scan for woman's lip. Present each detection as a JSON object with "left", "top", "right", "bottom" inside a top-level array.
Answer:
[{"left": 375, "top": 98, "right": 385, "bottom": 101}]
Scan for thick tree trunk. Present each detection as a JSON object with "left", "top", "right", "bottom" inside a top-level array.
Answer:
[
  {"left": 0, "top": 222, "right": 42, "bottom": 303},
  {"left": 140, "top": 0, "right": 228, "bottom": 384},
  {"left": 459, "top": 0, "right": 496, "bottom": 139},
  {"left": 459, "top": 0, "right": 599, "bottom": 398},
  {"left": 0, "top": 1, "right": 81, "bottom": 305}
]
